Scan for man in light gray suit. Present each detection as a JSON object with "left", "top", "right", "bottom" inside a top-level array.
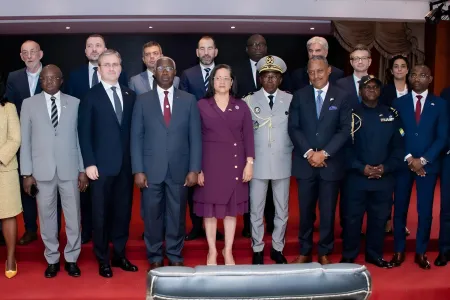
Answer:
[
  {"left": 129, "top": 41, "right": 180, "bottom": 95},
  {"left": 244, "top": 56, "right": 293, "bottom": 265},
  {"left": 20, "top": 65, "right": 88, "bottom": 278}
]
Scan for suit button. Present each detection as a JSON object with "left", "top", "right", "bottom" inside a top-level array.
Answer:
[
  {"left": 235, "top": 166, "right": 238, "bottom": 168},
  {"left": 234, "top": 143, "right": 237, "bottom": 146},
  {"left": 316, "top": 133, "right": 319, "bottom": 136},
  {"left": 415, "top": 133, "right": 418, "bottom": 136},
  {"left": 235, "top": 177, "right": 238, "bottom": 180},
  {"left": 234, "top": 154, "right": 237, "bottom": 157}
]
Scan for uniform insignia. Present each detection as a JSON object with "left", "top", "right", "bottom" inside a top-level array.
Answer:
[
  {"left": 389, "top": 107, "right": 399, "bottom": 118},
  {"left": 255, "top": 107, "right": 261, "bottom": 114},
  {"left": 399, "top": 128, "right": 405, "bottom": 136},
  {"left": 253, "top": 120, "right": 259, "bottom": 130},
  {"left": 266, "top": 56, "right": 275, "bottom": 65}
]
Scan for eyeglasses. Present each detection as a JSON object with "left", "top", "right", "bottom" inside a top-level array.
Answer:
[
  {"left": 156, "top": 66, "right": 175, "bottom": 72},
  {"left": 40, "top": 76, "right": 61, "bottom": 82},
  {"left": 261, "top": 75, "right": 280, "bottom": 81},
  {"left": 213, "top": 77, "right": 231, "bottom": 82},
  {"left": 410, "top": 73, "right": 429, "bottom": 80},
  {"left": 351, "top": 56, "right": 370, "bottom": 62},
  {"left": 21, "top": 50, "right": 40, "bottom": 57},
  {"left": 100, "top": 63, "right": 121, "bottom": 69},
  {"left": 247, "top": 42, "right": 267, "bottom": 49}
]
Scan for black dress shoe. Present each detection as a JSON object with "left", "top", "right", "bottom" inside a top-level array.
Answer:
[
  {"left": 112, "top": 257, "right": 138, "bottom": 272},
  {"left": 340, "top": 257, "right": 355, "bottom": 263},
  {"left": 185, "top": 229, "right": 206, "bottom": 241},
  {"left": 252, "top": 251, "right": 264, "bottom": 265},
  {"left": 241, "top": 228, "right": 251, "bottom": 238},
  {"left": 390, "top": 252, "right": 406, "bottom": 267},
  {"left": 99, "top": 264, "right": 113, "bottom": 278},
  {"left": 365, "top": 257, "right": 393, "bottom": 269},
  {"left": 270, "top": 248, "right": 287, "bottom": 264},
  {"left": 414, "top": 254, "right": 431, "bottom": 270},
  {"left": 434, "top": 252, "right": 450, "bottom": 267},
  {"left": 45, "top": 263, "right": 60, "bottom": 278},
  {"left": 64, "top": 262, "right": 81, "bottom": 277}
]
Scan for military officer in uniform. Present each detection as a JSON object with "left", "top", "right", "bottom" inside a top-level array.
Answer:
[
  {"left": 340, "top": 75, "right": 403, "bottom": 268},
  {"left": 244, "top": 56, "right": 293, "bottom": 264}
]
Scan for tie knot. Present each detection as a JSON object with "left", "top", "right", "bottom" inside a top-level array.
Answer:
[
  {"left": 417, "top": 95, "right": 423, "bottom": 100},
  {"left": 317, "top": 90, "right": 323, "bottom": 95},
  {"left": 204, "top": 68, "right": 210, "bottom": 73},
  {"left": 111, "top": 86, "right": 116, "bottom": 92},
  {"left": 50, "top": 96, "right": 56, "bottom": 102},
  {"left": 93, "top": 67, "right": 98, "bottom": 71},
  {"left": 164, "top": 91, "right": 169, "bottom": 96},
  {"left": 268, "top": 95, "right": 274, "bottom": 100}
]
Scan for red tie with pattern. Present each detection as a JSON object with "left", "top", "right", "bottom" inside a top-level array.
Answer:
[
  {"left": 163, "top": 91, "right": 171, "bottom": 126},
  {"left": 415, "top": 95, "right": 423, "bottom": 124}
]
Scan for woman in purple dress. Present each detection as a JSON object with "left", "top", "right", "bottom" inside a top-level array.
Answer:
[{"left": 194, "top": 64, "right": 255, "bottom": 265}]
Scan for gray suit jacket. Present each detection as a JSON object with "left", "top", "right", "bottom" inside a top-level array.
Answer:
[
  {"left": 130, "top": 88, "right": 202, "bottom": 184},
  {"left": 129, "top": 71, "right": 180, "bottom": 95},
  {"left": 244, "top": 89, "right": 293, "bottom": 180},
  {"left": 20, "top": 92, "right": 84, "bottom": 181}
]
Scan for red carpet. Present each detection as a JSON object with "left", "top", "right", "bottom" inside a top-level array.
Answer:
[{"left": 0, "top": 178, "right": 450, "bottom": 299}]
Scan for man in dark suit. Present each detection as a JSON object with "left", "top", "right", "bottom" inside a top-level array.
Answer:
[
  {"left": 66, "top": 34, "right": 128, "bottom": 244},
  {"left": 434, "top": 85, "right": 450, "bottom": 267},
  {"left": 179, "top": 36, "right": 223, "bottom": 241},
  {"left": 390, "top": 65, "right": 448, "bottom": 270},
  {"left": 291, "top": 37, "right": 344, "bottom": 92},
  {"left": 288, "top": 55, "right": 351, "bottom": 265},
  {"left": 131, "top": 57, "right": 201, "bottom": 271},
  {"left": 78, "top": 49, "right": 137, "bottom": 278}
]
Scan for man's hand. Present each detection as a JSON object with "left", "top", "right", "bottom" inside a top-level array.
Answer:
[
  {"left": 416, "top": 168, "right": 427, "bottom": 177},
  {"left": 184, "top": 172, "right": 198, "bottom": 187},
  {"left": 86, "top": 166, "right": 99, "bottom": 180},
  {"left": 369, "top": 164, "right": 384, "bottom": 179},
  {"left": 134, "top": 173, "right": 148, "bottom": 189},
  {"left": 363, "top": 165, "right": 374, "bottom": 177},
  {"left": 308, "top": 151, "right": 327, "bottom": 168},
  {"left": 23, "top": 176, "right": 37, "bottom": 196},
  {"left": 408, "top": 157, "right": 423, "bottom": 173},
  {"left": 78, "top": 172, "right": 89, "bottom": 192},
  {"left": 198, "top": 171, "right": 205, "bottom": 186}
]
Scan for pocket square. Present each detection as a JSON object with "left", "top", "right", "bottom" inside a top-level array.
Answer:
[{"left": 329, "top": 106, "right": 338, "bottom": 110}]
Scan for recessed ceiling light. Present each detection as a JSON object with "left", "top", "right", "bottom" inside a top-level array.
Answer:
[
  {"left": 149, "top": 26, "right": 153, "bottom": 29},
  {"left": 310, "top": 27, "right": 315, "bottom": 30},
  {"left": 66, "top": 26, "right": 71, "bottom": 30},
  {"left": 231, "top": 26, "right": 236, "bottom": 29}
]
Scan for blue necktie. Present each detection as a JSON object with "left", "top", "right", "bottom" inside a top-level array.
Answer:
[
  {"left": 316, "top": 90, "right": 323, "bottom": 119},
  {"left": 110, "top": 86, "right": 123, "bottom": 124},
  {"left": 204, "top": 68, "right": 210, "bottom": 91}
]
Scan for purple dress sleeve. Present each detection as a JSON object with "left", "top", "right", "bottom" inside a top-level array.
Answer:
[{"left": 242, "top": 102, "right": 255, "bottom": 158}]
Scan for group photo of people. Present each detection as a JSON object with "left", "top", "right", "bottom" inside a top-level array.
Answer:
[{"left": 1, "top": 31, "right": 449, "bottom": 282}]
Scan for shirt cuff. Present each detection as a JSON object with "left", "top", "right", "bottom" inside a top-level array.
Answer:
[
  {"left": 420, "top": 157, "right": 428, "bottom": 165},
  {"left": 404, "top": 154, "right": 412, "bottom": 162},
  {"left": 303, "top": 149, "right": 313, "bottom": 158},
  {"left": 447, "top": 150, "right": 450, "bottom": 155}
]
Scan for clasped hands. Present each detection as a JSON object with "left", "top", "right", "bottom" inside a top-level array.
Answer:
[
  {"left": 307, "top": 151, "right": 327, "bottom": 168},
  {"left": 407, "top": 157, "right": 426, "bottom": 177},
  {"left": 363, "top": 165, "right": 384, "bottom": 179},
  {"left": 134, "top": 171, "right": 199, "bottom": 189}
]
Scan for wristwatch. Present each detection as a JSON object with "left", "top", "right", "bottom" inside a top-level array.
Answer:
[
  {"left": 420, "top": 157, "right": 428, "bottom": 166},
  {"left": 322, "top": 150, "right": 330, "bottom": 158}
]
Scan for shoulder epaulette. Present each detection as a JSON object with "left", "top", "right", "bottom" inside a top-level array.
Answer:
[{"left": 389, "top": 107, "right": 399, "bottom": 117}]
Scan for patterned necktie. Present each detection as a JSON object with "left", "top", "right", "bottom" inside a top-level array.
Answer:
[
  {"left": 204, "top": 68, "right": 211, "bottom": 91},
  {"left": 316, "top": 90, "right": 323, "bottom": 119},
  {"left": 50, "top": 96, "right": 58, "bottom": 129},
  {"left": 415, "top": 95, "right": 423, "bottom": 124},
  {"left": 268, "top": 95, "right": 274, "bottom": 109},
  {"left": 163, "top": 91, "right": 171, "bottom": 126},
  {"left": 110, "top": 86, "right": 123, "bottom": 124},
  {"left": 357, "top": 80, "right": 362, "bottom": 102},
  {"left": 92, "top": 66, "right": 99, "bottom": 87}
]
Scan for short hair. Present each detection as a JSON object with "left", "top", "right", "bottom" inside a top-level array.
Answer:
[
  {"left": 306, "top": 36, "right": 329, "bottom": 51},
  {"left": 389, "top": 54, "right": 409, "bottom": 70},
  {"left": 204, "top": 64, "right": 237, "bottom": 98},
  {"left": 198, "top": 36, "right": 216, "bottom": 49},
  {"left": 142, "top": 41, "right": 163, "bottom": 57},
  {"left": 98, "top": 49, "right": 122, "bottom": 65},
  {"left": 307, "top": 55, "right": 329, "bottom": 68},
  {"left": 351, "top": 44, "right": 371, "bottom": 57},
  {"left": 155, "top": 56, "right": 177, "bottom": 70},
  {"left": 86, "top": 34, "right": 106, "bottom": 45}
]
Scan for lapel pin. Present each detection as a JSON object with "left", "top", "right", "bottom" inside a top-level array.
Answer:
[
  {"left": 235, "top": 105, "right": 240, "bottom": 110},
  {"left": 330, "top": 98, "right": 334, "bottom": 102},
  {"left": 125, "top": 91, "right": 129, "bottom": 95},
  {"left": 431, "top": 103, "right": 435, "bottom": 106},
  {"left": 166, "top": 105, "right": 170, "bottom": 108},
  {"left": 255, "top": 107, "right": 261, "bottom": 114}
]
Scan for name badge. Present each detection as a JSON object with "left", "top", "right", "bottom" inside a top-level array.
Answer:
[{"left": 380, "top": 115, "right": 395, "bottom": 122}]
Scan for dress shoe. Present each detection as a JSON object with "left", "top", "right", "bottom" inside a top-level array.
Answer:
[
  {"left": 318, "top": 255, "right": 332, "bottom": 265},
  {"left": 390, "top": 252, "right": 405, "bottom": 267},
  {"left": 64, "top": 262, "right": 81, "bottom": 277},
  {"left": 270, "top": 248, "right": 287, "bottom": 264},
  {"left": 434, "top": 252, "right": 450, "bottom": 267},
  {"left": 5, "top": 261, "right": 17, "bottom": 279},
  {"left": 365, "top": 257, "right": 393, "bottom": 269},
  {"left": 185, "top": 229, "right": 206, "bottom": 241},
  {"left": 252, "top": 251, "right": 264, "bottom": 265},
  {"left": 45, "top": 263, "right": 60, "bottom": 278},
  {"left": 340, "top": 257, "right": 355, "bottom": 263},
  {"left": 169, "top": 261, "right": 184, "bottom": 267},
  {"left": 291, "top": 255, "right": 312, "bottom": 264},
  {"left": 414, "top": 254, "right": 431, "bottom": 270},
  {"left": 18, "top": 231, "right": 38, "bottom": 245},
  {"left": 148, "top": 261, "right": 163, "bottom": 272},
  {"left": 99, "top": 264, "right": 113, "bottom": 278},
  {"left": 241, "top": 228, "right": 251, "bottom": 238},
  {"left": 111, "top": 257, "right": 138, "bottom": 272}
]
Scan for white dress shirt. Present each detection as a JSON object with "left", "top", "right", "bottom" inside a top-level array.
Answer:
[
  {"left": 396, "top": 87, "right": 408, "bottom": 98},
  {"left": 200, "top": 63, "right": 215, "bottom": 81},
  {"left": 405, "top": 90, "right": 429, "bottom": 161},
  {"left": 88, "top": 62, "right": 101, "bottom": 88},
  {"left": 250, "top": 59, "right": 258, "bottom": 87},
  {"left": 147, "top": 69, "right": 155, "bottom": 90},
  {"left": 44, "top": 91, "right": 61, "bottom": 122},
  {"left": 156, "top": 85, "right": 175, "bottom": 114},
  {"left": 26, "top": 64, "right": 42, "bottom": 96},
  {"left": 263, "top": 89, "right": 278, "bottom": 104},
  {"left": 101, "top": 81, "right": 123, "bottom": 111}
]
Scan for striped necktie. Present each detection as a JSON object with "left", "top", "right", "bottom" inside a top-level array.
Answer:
[
  {"left": 204, "top": 68, "right": 211, "bottom": 91},
  {"left": 316, "top": 90, "right": 323, "bottom": 119},
  {"left": 51, "top": 96, "right": 58, "bottom": 129}
]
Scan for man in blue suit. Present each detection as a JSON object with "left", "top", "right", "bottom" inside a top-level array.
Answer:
[
  {"left": 66, "top": 34, "right": 128, "bottom": 244},
  {"left": 179, "top": 36, "right": 223, "bottom": 241},
  {"left": 129, "top": 41, "right": 179, "bottom": 95},
  {"left": 390, "top": 65, "right": 448, "bottom": 270},
  {"left": 131, "top": 57, "right": 201, "bottom": 271},
  {"left": 78, "top": 49, "right": 137, "bottom": 278}
]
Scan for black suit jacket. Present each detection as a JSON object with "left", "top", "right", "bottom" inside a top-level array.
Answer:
[
  {"left": 291, "top": 65, "right": 344, "bottom": 92},
  {"left": 179, "top": 64, "right": 207, "bottom": 101},
  {"left": 336, "top": 75, "right": 360, "bottom": 110},
  {"left": 78, "top": 83, "right": 136, "bottom": 177},
  {"left": 65, "top": 64, "right": 128, "bottom": 101},
  {"left": 5, "top": 67, "right": 42, "bottom": 116},
  {"left": 288, "top": 84, "right": 352, "bottom": 181},
  {"left": 379, "top": 83, "right": 410, "bottom": 107}
]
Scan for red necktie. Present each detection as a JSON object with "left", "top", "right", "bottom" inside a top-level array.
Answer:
[
  {"left": 163, "top": 91, "right": 171, "bottom": 126},
  {"left": 415, "top": 95, "right": 423, "bottom": 124}
]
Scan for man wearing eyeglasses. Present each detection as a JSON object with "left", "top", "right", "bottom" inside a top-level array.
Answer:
[
  {"left": 390, "top": 65, "right": 448, "bottom": 270},
  {"left": 78, "top": 49, "right": 137, "bottom": 278}
]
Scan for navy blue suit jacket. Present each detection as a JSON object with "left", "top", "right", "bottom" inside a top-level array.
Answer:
[
  {"left": 65, "top": 64, "right": 128, "bottom": 100},
  {"left": 336, "top": 75, "right": 361, "bottom": 110},
  {"left": 5, "top": 67, "right": 42, "bottom": 116},
  {"left": 393, "top": 92, "right": 448, "bottom": 174},
  {"left": 130, "top": 88, "right": 202, "bottom": 184},
  {"left": 440, "top": 86, "right": 450, "bottom": 151},
  {"left": 291, "top": 65, "right": 344, "bottom": 92},
  {"left": 78, "top": 83, "right": 136, "bottom": 176},
  {"left": 179, "top": 65, "right": 207, "bottom": 101},
  {"left": 288, "top": 84, "right": 352, "bottom": 181}
]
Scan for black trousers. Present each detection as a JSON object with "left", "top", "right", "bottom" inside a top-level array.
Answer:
[
  {"left": 90, "top": 166, "right": 133, "bottom": 264},
  {"left": 342, "top": 188, "right": 392, "bottom": 260},
  {"left": 244, "top": 181, "right": 275, "bottom": 231},
  {"left": 297, "top": 176, "right": 339, "bottom": 256}
]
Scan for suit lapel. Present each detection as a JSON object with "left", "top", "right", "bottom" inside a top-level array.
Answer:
[
  {"left": 419, "top": 95, "right": 435, "bottom": 127},
  {"left": 141, "top": 71, "right": 152, "bottom": 91},
  {"left": 194, "top": 65, "right": 207, "bottom": 95},
  {"left": 151, "top": 89, "right": 166, "bottom": 127},
  {"left": 56, "top": 93, "right": 68, "bottom": 132},
  {"left": 169, "top": 90, "right": 182, "bottom": 129},
  {"left": 120, "top": 87, "right": 132, "bottom": 125},
  {"left": 20, "top": 69, "right": 31, "bottom": 99},
  {"left": 272, "top": 90, "right": 285, "bottom": 114},
  {"left": 37, "top": 93, "right": 52, "bottom": 128},
  {"left": 99, "top": 85, "right": 121, "bottom": 127},
  {"left": 246, "top": 61, "right": 258, "bottom": 89},
  {"left": 405, "top": 93, "right": 417, "bottom": 129},
  {"left": 83, "top": 65, "right": 91, "bottom": 90},
  {"left": 319, "top": 86, "right": 333, "bottom": 121}
]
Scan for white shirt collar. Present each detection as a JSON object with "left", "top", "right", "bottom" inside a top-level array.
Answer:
[
  {"left": 200, "top": 63, "right": 215, "bottom": 71},
  {"left": 412, "top": 90, "right": 428, "bottom": 100},
  {"left": 250, "top": 59, "right": 258, "bottom": 67},
  {"left": 263, "top": 89, "right": 278, "bottom": 100},
  {"left": 44, "top": 91, "right": 61, "bottom": 101},
  {"left": 89, "top": 61, "right": 99, "bottom": 70},
  {"left": 101, "top": 80, "right": 120, "bottom": 91},
  {"left": 147, "top": 69, "right": 154, "bottom": 77},
  {"left": 313, "top": 82, "right": 329, "bottom": 94},
  {"left": 156, "top": 84, "right": 174, "bottom": 95}
]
